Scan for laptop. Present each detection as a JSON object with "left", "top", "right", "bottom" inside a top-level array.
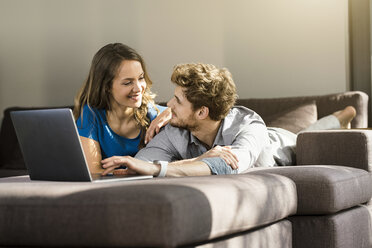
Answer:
[{"left": 10, "top": 108, "right": 153, "bottom": 182}]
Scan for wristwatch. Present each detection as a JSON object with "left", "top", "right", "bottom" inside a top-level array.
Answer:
[{"left": 153, "top": 160, "right": 168, "bottom": 177}]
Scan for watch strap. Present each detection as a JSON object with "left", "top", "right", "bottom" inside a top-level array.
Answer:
[{"left": 153, "top": 160, "right": 168, "bottom": 177}]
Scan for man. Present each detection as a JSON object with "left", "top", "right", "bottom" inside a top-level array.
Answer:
[{"left": 101, "top": 63, "right": 356, "bottom": 177}]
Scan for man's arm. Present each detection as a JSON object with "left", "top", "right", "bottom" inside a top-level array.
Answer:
[
  {"left": 136, "top": 125, "right": 238, "bottom": 169},
  {"left": 228, "top": 121, "right": 270, "bottom": 172},
  {"left": 101, "top": 126, "right": 238, "bottom": 176},
  {"left": 101, "top": 123, "right": 244, "bottom": 176},
  {"left": 192, "top": 120, "right": 270, "bottom": 174},
  {"left": 101, "top": 156, "right": 212, "bottom": 177},
  {"left": 101, "top": 145, "right": 240, "bottom": 176}
]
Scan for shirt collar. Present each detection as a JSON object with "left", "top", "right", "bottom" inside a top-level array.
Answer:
[
  {"left": 212, "top": 119, "right": 225, "bottom": 147},
  {"left": 189, "top": 132, "right": 202, "bottom": 146},
  {"left": 189, "top": 119, "right": 226, "bottom": 148}
]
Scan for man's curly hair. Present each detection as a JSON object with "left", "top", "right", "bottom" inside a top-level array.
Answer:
[{"left": 171, "top": 63, "right": 237, "bottom": 121}]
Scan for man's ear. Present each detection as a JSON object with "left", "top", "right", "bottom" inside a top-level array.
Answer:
[{"left": 197, "top": 106, "right": 209, "bottom": 120}]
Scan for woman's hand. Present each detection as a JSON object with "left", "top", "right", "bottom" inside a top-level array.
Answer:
[
  {"left": 145, "top": 108, "right": 172, "bottom": 144},
  {"left": 195, "top": 146, "right": 239, "bottom": 170}
]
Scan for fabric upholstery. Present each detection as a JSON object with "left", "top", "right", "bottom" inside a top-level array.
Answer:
[
  {"left": 296, "top": 130, "right": 372, "bottom": 172},
  {"left": 194, "top": 220, "right": 292, "bottom": 248},
  {"left": 236, "top": 91, "right": 368, "bottom": 128},
  {"left": 289, "top": 206, "right": 372, "bottom": 248},
  {"left": 0, "top": 107, "right": 25, "bottom": 169},
  {"left": 265, "top": 101, "right": 317, "bottom": 134},
  {"left": 0, "top": 173, "right": 297, "bottom": 247},
  {"left": 248, "top": 165, "right": 372, "bottom": 214},
  {"left": 0, "top": 169, "right": 28, "bottom": 178},
  {"left": 0, "top": 91, "right": 368, "bottom": 173}
]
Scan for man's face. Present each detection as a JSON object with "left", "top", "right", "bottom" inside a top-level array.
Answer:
[{"left": 167, "top": 86, "right": 198, "bottom": 131}]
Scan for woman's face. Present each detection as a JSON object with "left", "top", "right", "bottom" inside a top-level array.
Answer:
[{"left": 110, "top": 60, "right": 146, "bottom": 110}]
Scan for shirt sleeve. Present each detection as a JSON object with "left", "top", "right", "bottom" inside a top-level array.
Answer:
[
  {"left": 230, "top": 121, "right": 269, "bottom": 172},
  {"left": 201, "top": 157, "right": 238, "bottom": 175},
  {"left": 202, "top": 121, "right": 269, "bottom": 174},
  {"left": 76, "top": 105, "right": 99, "bottom": 141},
  {"left": 134, "top": 126, "right": 179, "bottom": 162}
]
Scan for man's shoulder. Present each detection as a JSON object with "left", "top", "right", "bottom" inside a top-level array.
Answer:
[
  {"left": 226, "top": 106, "right": 265, "bottom": 125},
  {"left": 163, "top": 123, "right": 190, "bottom": 139},
  {"left": 230, "top": 105, "right": 255, "bottom": 114},
  {"left": 146, "top": 123, "right": 190, "bottom": 146},
  {"left": 135, "top": 123, "right": 190, "bottom": 161}
]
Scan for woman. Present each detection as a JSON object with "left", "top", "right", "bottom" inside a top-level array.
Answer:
[{"left": 73, "top": 43, "right": 171, "bottom": 174}]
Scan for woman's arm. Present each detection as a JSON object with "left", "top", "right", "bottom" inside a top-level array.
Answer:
[
  {"left": 80, "top": 136, "right": 103, "bottom": 174},
  {"left": 145, "top": 107, "right": 172, "bottom": 144}
]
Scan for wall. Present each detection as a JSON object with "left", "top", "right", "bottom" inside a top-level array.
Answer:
[{"left": 0, "top": 0, "right": 349, "bottom": 120}]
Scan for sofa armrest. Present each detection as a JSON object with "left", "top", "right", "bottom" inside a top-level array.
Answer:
[{"left": 296, "top": 130, "right": 372, "bottom": 172}]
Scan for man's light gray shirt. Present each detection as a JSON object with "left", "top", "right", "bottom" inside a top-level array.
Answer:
[{"left": 135, "top": 106, "right": 296, "bottom": 174}]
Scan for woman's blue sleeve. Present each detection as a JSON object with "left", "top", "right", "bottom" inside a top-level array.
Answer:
[
  {"left": 156, "top": 104, "right": 167, "bottom": 112},
  {"left": 147, "top": 103, "right": 167, "bottom": 122},
  {"left": 76, "top": 105, "right": 99, "bottom": 141}
]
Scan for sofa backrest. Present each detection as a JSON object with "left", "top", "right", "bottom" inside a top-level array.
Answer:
[
  {"left": 236, "top": 91, "right": 368, "bottom": 129},
  {"left": 0, "top": 91, "right": 368, "bottom": 170}
]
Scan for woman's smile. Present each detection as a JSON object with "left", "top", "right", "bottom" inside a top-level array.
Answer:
[{"left": 128, "top": 93, "right": 142, "bottom": 101}]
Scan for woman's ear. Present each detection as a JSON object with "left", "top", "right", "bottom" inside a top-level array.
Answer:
[{"left": 197, "top": 106, "right": 209, "bottom": 120}]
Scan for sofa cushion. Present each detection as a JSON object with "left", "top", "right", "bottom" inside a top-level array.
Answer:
[
  {"left": 290, "top": 206, "right": 372, "bottom": 248},
  {"left": 249, "top": 165, "right": 372, "bottom": 214},
  {"left": 297, "top": 130, "right": 372, "bottom": 172},
  {"left": 265, "top": 101, "right": 317, "bottom": 134},
  {"left": 194, "top": 220, "right": 292, "bottom": 248},
  {"left": 236, "top": 91, "right": 369, "bottom": 129},
  {"left": 0, "top": 173, "right": 297, "bottom": 247}
]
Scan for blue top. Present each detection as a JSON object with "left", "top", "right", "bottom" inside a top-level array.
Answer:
[{"left": 76, "top": 104, "right": 167, "bottom": 159}]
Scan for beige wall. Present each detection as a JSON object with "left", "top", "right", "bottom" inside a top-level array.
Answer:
[{"left": 0, "top": 0, "right": 349, "bottom": 120}]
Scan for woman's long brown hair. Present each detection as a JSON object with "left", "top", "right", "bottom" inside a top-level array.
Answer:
[{"left": 73, "top": 43, "right": 157, "bottom": 148}]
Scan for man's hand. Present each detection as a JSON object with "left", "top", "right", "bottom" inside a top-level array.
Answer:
[
  {"left": 145, "top": 108, "right": 172, "bottom": 144},
  {"left": 101, "top": 156, "right": 160, "bottom": 176},
  {"left": 195, "top": 146, "right": 239, "bottom": 170}
]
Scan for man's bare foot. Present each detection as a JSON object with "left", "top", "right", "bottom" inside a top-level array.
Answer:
[{"left": 333, "top": 106, "right": 357, "bottom": 129}]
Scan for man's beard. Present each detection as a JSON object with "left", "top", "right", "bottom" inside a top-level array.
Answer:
[{"left": 170, "top": 116, "right": 198, "bottom": 131}]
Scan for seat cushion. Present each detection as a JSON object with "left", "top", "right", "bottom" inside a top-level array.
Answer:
[
  {"left": 0, "top": 173, "right": 297, "bottom": 247},
  {"left": 290, "top": 206, "right": 372, "bottom": 248},
  {"left": 194, "top": 220, "right": 292, "bottom": 248},
  {"left": 249, "top": 165, "right": 372, "bottom": 214}
]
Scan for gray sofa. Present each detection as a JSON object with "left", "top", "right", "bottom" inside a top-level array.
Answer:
[{"left": 0, "top": 91, "right": 371, "bottom": 248}]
